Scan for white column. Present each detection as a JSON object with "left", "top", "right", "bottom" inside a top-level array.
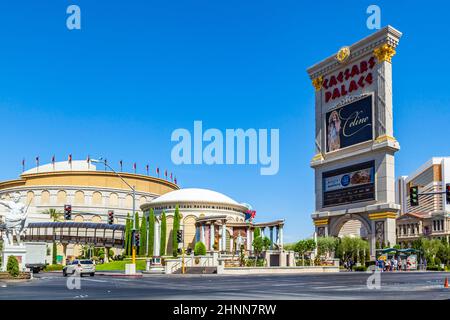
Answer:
[
  {"left": 201, "top": 223, "right": 205, "bottom": 244},
  {"left": 153, "top": 217, "right": 160, "bottom": 256},
  {"left": 269, "top": 227, "right": 274, "bottom": 249},
  {"left": 279, "top": 226, "right": 284, "bottom": 249},
  {"left": 246, "top": 227, "right": 251, "bottom": 252},
  {"left": 261, "top": 227, "right": 265, "bottom": 238},
  {"left": 222, "top": 221, "right": 227, "bottom": 252},
  {"left": 218, "top": 226, "right": 222, "bottom": 251},
  {"left": 251, "top": 229, "right": 254, "bottom": 251},
  {"left": 275, "top": 226, "right": 280, "bottom": 247},
  {"left": 229, "top": 226, "right": 234, "bottom": 252},
  {"left": 210, "top": 223, "right": 215, "bottom": 251}
]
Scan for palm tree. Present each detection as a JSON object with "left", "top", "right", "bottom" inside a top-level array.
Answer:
[
  {"left": 42, "top": 208, "right": 63, "bottom": 222},
  {"left": 41, "top": 208, "right": 63, "bottom": 264}
]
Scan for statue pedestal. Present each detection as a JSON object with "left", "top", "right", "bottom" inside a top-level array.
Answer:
[{"left": 2, "top": 244, "right": 27, "bottom": 272}]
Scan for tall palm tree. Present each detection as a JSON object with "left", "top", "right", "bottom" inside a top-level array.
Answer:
[
  {"left": 41, "top": 208, "right": 63, "bottom": 264},
  {"left": 42, "top": 208, "right": 63, "bottom": 222}
]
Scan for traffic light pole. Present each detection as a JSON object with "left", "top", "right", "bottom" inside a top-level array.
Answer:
[
  {"left": 132, "top": 186, "right": 136, "bottom": 265},
  {"left": 90, "top": 158, "right": 137, "bottom": 266}
]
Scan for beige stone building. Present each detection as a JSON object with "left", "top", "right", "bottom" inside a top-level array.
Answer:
[
  {"left": 396, "top": 157, "right": 450, "bottom": 246},
  {"left": 0, "top": 160, "right": 178, "bottom": 260}
]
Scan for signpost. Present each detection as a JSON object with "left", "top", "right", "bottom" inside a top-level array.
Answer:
[{"left": 308, "top": 26, "right": 403, "bottom": 259}]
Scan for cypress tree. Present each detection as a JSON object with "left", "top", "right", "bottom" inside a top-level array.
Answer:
[
  {"left": 134, "top": 212, "right": 140, "bottom": 252},
  {"left": 134, "top": 212, "right": 140, "bottom": 230},
  {"left": 148, "top": 209, "right": 155, "bottom": 256},
  {"left": 139, "top": 215, "right": 147, "bottom": 256},
  {"left": 254, "top": 227, "right": 261, "bottom": 239},
  {"left": 160, "top": 211, "right": 167, "bottom": 256},
  {"left": 172, "top": 205, "right": 181, "bottom": 257}
]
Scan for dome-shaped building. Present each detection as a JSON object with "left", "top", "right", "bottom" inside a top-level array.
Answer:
[
  {"left": 141, "top": 188, "right": 285, "bottom": 255},
  {"left": 0, "top": 159, "right": 178, "bottom": 261}
]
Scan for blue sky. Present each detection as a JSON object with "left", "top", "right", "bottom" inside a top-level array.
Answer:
[{"left": 1, "top": 0, "right": 450, "bottom": 243}]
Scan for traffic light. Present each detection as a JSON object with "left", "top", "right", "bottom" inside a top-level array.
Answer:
[
  {"left": 177, "top": 230, "right": 183, "bottom": 243},
  {"left": 107, "top": 210, "right": 114, "bottom": 225},
  {"left": 410, "top": 186, "right": 419, "bottom": 207},
  {"left": 135, "top": 232, "right": 140, "bottom": 247},
  {"left": 446, "top": 183, "right": 450, "bottom": 204},
  {"left": 64, "top": 204, "right": 72, "bottom": 220}
]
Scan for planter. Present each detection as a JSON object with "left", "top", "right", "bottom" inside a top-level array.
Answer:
[{"left": 0, "top": 272, "right": 32, "bottom": 280}]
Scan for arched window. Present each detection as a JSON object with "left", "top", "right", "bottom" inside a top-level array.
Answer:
[
  {"left": 74, "top": 191, "right": 85, "bottom": 205},
  {"left": 91, "top": 215, "right": 102, "bottom": 223},
  {"left": 57, "top": 190, "right": 67, "bottom": 205},
  {"left": 40, "top": 190, "right": 50, "bottom": 205},
  {"left": 92, "top": 192, "right": 102, "bottom": 206},
  {"left": 109, "top": 193, "right": 119, "bottom": 207},
  {"left": 125, "top": 194, "right": 133, "bottom": 208},
  {"left": 27, "top": 191, "right": 35, "bottom": 205}
]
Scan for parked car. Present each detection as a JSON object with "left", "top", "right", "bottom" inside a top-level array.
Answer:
[{"left": 63, "top": 259, "right": 95, "bottom": 277}]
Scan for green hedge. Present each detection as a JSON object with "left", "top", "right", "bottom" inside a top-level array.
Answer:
[
  {"left": 353, "top": 266, "right": 367, "bottom": 272},
  {"left": 44, "top": 264, "right": 64, "bottom": 271},
  {"left": 426, "top": 265, "right": 444, "bottom": 271}
]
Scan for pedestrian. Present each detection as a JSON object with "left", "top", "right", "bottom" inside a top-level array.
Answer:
[{"left": 398, "top": 258, "right": 402, "bottom": 271}]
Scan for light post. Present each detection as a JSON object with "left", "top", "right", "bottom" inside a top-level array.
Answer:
[{"left": 90, "top": 157, "right": 137, "bottom": 265}]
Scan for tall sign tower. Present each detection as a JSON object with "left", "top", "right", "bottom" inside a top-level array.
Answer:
[{"left": 307, "top": 26, "right": 402, "bottom": 258}]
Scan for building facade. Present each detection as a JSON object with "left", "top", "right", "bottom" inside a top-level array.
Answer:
[
  {"left": 0, "top": 160, "right": 178, "bottom": 259},
  {"left": 140, "top": 188, "right": 285, "bottom": 256},
  {"left": 396, "top": 157, "right": 450, "bottom": 246}
]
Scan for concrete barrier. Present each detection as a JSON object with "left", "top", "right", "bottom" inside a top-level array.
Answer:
[{"left": 217, "top": 266, "right": 340, "bottom": 275}]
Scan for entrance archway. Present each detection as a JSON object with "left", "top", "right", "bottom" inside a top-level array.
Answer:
[
  {"left": 328, "top": 214, "right": 374, "bottom": 257},
  {"left": 337, "top": 219, "right": 369, "bottom": 239}
]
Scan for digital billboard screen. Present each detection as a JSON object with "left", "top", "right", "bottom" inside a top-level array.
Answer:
[
  {"left": 325, "top": 95, "right": 373, "bottom": 153},
  {"left": 322, "top": 160, "right": 375, "bottom": 207}
]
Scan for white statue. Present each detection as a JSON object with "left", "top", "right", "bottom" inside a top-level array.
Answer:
[{"left": 0, "top": 193, "right": 30, "bottom": 246}]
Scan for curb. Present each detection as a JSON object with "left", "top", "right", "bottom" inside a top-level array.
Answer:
[{"left": 95, "top": 273, "right": 144, "bottom": 278}]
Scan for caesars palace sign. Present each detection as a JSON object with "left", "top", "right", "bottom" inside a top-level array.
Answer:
[{"left": 308, "top": 26, "right": 402, "bottom": 252}]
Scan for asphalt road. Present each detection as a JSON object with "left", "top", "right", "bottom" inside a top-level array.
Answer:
[{"left": 1, "top": 271, "right": 450, "bottom": 300}]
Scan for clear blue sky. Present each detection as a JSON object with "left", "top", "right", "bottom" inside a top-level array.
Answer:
[{"left": 1, "top": 1, "right": 449, "bottom": 243}]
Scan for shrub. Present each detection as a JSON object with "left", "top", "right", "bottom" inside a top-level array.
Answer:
[
  {"left": 194, "top": 242, "right": 207, "bottom": 256},
  {"left": 7, "top": 256, "right": 20, "bottom": 277},
  {"left": 112, "top": 254, "right": 124, "bottom": 261},
  {"left": 435, "top": 257, "right": 442, "bottom": 266},
  {"left": 353, "top": 265, "right": 367, "bottom": 272},
  {"left": 245, "top": 258, "right": 265, "bottom": 267},
  {"left": 44, "top": 264, "right": 64, "bottom": 271},
  {"left": 426, "top": 265, "right": 444, "bottom": 271}
]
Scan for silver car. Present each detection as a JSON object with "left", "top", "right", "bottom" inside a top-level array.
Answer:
[{"left": 63, "top": 259, "right": 95, "bottom": 277}]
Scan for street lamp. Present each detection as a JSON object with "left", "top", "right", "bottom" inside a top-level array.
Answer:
[{"left": 90, "top": 157, "right": 137, "bottom": 265}]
